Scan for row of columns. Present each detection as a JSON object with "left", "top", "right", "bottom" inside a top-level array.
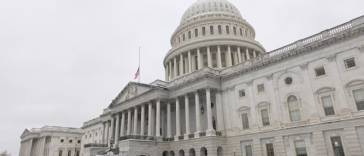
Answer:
[
  {"left": 102, "top": 87, "right": 223, "bottom": 147},
  {"left": 165, "top": 45, "right": 261, "bottom": 81}
]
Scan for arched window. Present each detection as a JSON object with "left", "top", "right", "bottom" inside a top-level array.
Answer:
[
  {"left": 203, "top": 54, "right": 208, "bottom": 67},
  {"left": 202, "top": 27, "right": 206, "bottom": 36},
  {"left": 218, "top": 25, "right": 222, "bottom": 34},
  {"left": 226, "top": 26, "right": 230, "bottom": 34},
  {"left": 183, "top": 59, "right": 186, "bottom": 74},
  {"left": 212, "top": 52, "right": 217, "bottom": 68},
  {"left": 221, "top": 52, "right": 226, "bottom": 67},
  {"left": 195, "top": 56, "right": 198, "bottom": 70},
  {"left": 245, "top": 30, "right": 248, "bottom": 37},
  {"left": 287, "top": 96, "right": 301, "bottom": 122},
  {"left": 183, "top": 34, "right": 185, "bottom": 41},
  {"left": 231, "top": 52, "right": 234, "bottom": 65},
  {"left": 178, "top": 37, "right": 180, "bottom": 43},
  {"left": 233, "top": 27, "right": 237, "bottom": 35},
  {"left": 188, "top": 31, "right": 191, "bottom": 39},
  {"left": 195, "top": 29, "right": 198, "bottom": 37},
  {"left": 240, "top": 28, "right": 243, "bottom": 36},
  {"left": 176, "top": 62, "right": 180, "bottom": 76},
  {"left": 210, "top": 26, "right": 214, "bottom": 35}
]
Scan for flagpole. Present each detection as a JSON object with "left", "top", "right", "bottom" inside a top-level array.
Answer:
[{"left": 138, "top": 47, "right": 140, "bottom": 83}]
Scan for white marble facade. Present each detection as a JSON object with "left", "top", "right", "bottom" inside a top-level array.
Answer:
[{"left": 21, "top": 0, "right": 364, "bottom": 156}]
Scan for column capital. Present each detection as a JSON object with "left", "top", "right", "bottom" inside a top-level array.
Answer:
[
  {"left": 246, "top": 80, "right": 253, "bottom": 86},
  {"left": 183, "top": 93, "right": 189, "bottom": 97},
  {"left": 193, "top": 89, "right": 199, "bottom": 94},
  {"left": 299, "top": 63, "right": 308, "bottom": 70},
  {"left": 265, "top": 74, "right": 273, "bottom": 81},
  {"left": 204, "top": 86, "right": 213, "bottom": 91},
  {"left": 326, "top": 53, "right": 336, "bottom": 62},
  {"left": 358, "top": 45, "right": 364, "bottom": 52}
]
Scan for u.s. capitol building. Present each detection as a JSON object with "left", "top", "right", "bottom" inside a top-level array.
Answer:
[{"left": 19, "top": 0, "right": 364, "bottom": 156}]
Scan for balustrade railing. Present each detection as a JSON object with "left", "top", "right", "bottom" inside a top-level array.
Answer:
[{"left": 84, "top": 143, "right": 108, "bottom": 148}]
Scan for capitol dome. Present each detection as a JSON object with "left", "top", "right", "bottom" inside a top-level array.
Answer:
[
  {"left": 163, "top": 0, "right": 266, "bottom": 82},
  {"left": 180, "top": 0, "right": 243, "bottom": 25}
]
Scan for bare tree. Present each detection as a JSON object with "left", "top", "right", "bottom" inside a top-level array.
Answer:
[{"left": 0, "top": 151, "right": 11, "bottom": 156}]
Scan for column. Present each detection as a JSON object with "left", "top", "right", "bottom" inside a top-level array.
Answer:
[
  {"left": 205, "top": 87, "right": 216, "bottom": 136},
  {"left": 313, "top": 131, "right": 328, "bottom": 156},
  {"left": 197, "top": 48, "right": 201, "bottom": 69},
  {"left": 105, "top": 121, "right": 110, "bottom": 145},
  {"left": 133, "top": 107, "right": 138, "bottom": 135},
  {"left": 114, "top": 114, "right": 120, "bottom": 147},
  {"left": 253, "top": 139, "right": 263, "bottom": 156},
  {"left": 217, "top": 46, "right": 222, "bottom": 68},
  {"left": 127, "top": 109, "right": 131, "bottom": 135},
  {"left": 169, "top": 61, "right": 172, "bottom": 80},
  {"left": 165, "top": 66, "right": 167, "bottom": 81},
  {"left": 237, "top": 46, "right": 242, "bottom": 63},
  {"left": 253, "top": 50, "right": 257, "bottom": 58},
  {"left": 140, "top": 104, "right": 145, "bottom": 135},
  {"left": 344, "top": 127, "right": 363, "bottom": 155},
  {"left": 156, "top": 99, "right": 161, "bottom": 137},
  {"left": 215, "top": 90, "right": 224, "bottom": 131},
  {"left": 102, "top": 122, "right": 106, "bottom": 143},
  {"left": 173, "top": 57, "right": 177, "bottom": 78},
  {"left": 121, "top": 111, "right": 126, "bottom": 136},
  {"left": 274, "top": 136, "right": 287, "bottom": 156},
  {"left": 188, "top": 51, "right": 192, "bottom": 73},
  {"left": 227, "top": 46, "right": 232, "bottom": 66},
  {"left": 194, "top": 90, "right": 201, "bottom": 138},
  {"left": 242, "top": 51, "right": 245, "bottom": 62},
  {"left": 174, "top": 98, "right": 181, "bottom": 140},
  {"left": 148, "top": 102, "right": 152, "bottom": 136},
  {"left": 234, "top": 51, "right": 238, "bottom": 65},
  {"left": 246, "top": 47, "right": 251, "bottom": 60},
  {"left": 167, "top": 101, "right": 172, "bottom": 138},
  {"left": 180, "top": 54, "right": 183, "bottom": 75},
  {"left": 326, "top": 54, "right": 351, "bottom": 118},
  {"left": 207, "top": 46, "right": 212, "bottom": 68},
  {"left": 184, "top": 93, "right": 190, "bottom": 140},
  {"left": 110, "top": 116, "right": 115, "bottom": 140}
]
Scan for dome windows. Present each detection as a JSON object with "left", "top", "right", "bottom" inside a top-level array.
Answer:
[
  {"left": 183, "top": 34, "right": 185, "bottom": 41},
  {"left": 240, "top": 28, "right": 243, "bottom": 36},
  {"left": 233, "top": 27, "right": 237, "bottom": 35},
  {"left": 188, "top": 31, "right": 191, "bottom": 39},
  {"left": 226, "top": 26, "right": 230, "bottom": 34},
  {"left": 195, "top": 29, "right": 198, "bottom": 37},
  {"left": 285, "top": 77, "right": 293, "bottom": 85},
  {"left": 202, "top": 27, "right": 206, "bottom": 36},
  {"left": 218, "top": 25, "right": 222, "bottom": 34},
  {"left": 210, "top": 26, "right": 214, "bottom": 35}
]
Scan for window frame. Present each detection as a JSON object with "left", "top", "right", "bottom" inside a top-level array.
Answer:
[
  {"left": 330, "top": 136, "right": 346, "bottom": 156},
  {"left": 210, "top": 26, "right": 214, "bottom": 35},
  {"left": 314, "top": 66, "right": 326, "bottom": 77},
  {"left": 202, "top": 27, "right": 206, "bottom": 36},
  {"left": 352, "top": 88, "right": 364, "bottom": 111},
  {"left": 257, "top": 84, "right": 265, "bottom": 93},
  {"left": 343, "top": 57, "right": 357, "bottom": 69},
  {"left": 321, "top": 95, "right": 336, "bottom": 116},
  {"left": 245, "top": 145, "right": 253, "bottom": 156},
  {"left": 294, "top": 140, "right": 308, "bottom": 156},
  {"left": 241, "top": 113, "right": 249, "bottom": 129},
  {"left": 226, "top": 25, "right": 230, "bottom": 34},
  {"left": 195, "top": 29, "right": 198, "bottom": 37},
  {"left": 266, "top": 143, "right": 275, "bottom": 156},
  {"left": 239, "top": 89, "right": 246, "bottom": 98},
  {"left": 287, "top": 95, "right": 302, "bottom": 122},
  {"left": 261, "top": 109, "right": 270, "bottom": 126}
]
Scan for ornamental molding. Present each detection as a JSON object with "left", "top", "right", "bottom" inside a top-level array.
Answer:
[
  {"left": 358, "top": 45, "right": 364, "bottom": 52},
  {"left": 326, "top": 54, "right": 336, "bottom": 62},
  {"left": 265, "top": 74, "right": 273, "bottom": 81},
  {"left": 299, "top": 63, "right": 308, "bottom": 70},
  {"left": 246, "top": 80, "right": 253, "bottom": 86}
]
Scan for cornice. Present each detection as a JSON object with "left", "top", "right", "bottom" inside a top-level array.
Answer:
[{"left": 220, "top": 23, "right": 364, "bottom": 81}]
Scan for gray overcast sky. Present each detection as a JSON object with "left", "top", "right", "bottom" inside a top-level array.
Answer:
[{"left": 0, "top": 0, "right": 363, "bottom": 155}]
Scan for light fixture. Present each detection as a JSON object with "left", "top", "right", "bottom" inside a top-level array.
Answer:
[
  {"left": 335, "top": 141, "right": 339, "bottom": 147},
  {"left": 200, "top": 105, "right": 205, "bottom": 115}
]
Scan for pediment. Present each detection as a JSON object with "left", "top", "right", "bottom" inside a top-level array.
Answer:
[
  {"left": 315, "top": 87, "right": 335, "bottom": 94},
  {"left": 112, "top": 82, "right": 156, "bottom": 104},
  {"left": 20, "top": 129, "right": 31, "bottom": 138}
]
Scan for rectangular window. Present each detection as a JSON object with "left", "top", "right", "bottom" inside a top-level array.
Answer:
[
  {"left": 245, "top": 145, "right": 253, "bottom": 156},
  {"left": 344, "top": 58, "right": 356, "bottom": 69},
  {"left": 239, "top": 90, "right": 246, "bottom": 97},
  {"left": 69, "top": 140, "right": 73, "bottom": 143},
  {"left": 331, "top": 136, "right": 345, "bottom": 156},
  {"left": 67, "top": 150, "right": 71, "bottom": 156},
  {"left": 76, "top": 151, "right": 79, "bottom": 156},
  {"left": 266, "top": 143, "right": 275, "bottom": 156},
  {"left": 59, "top": 150, "right": 62, "bottom": 156},
  {"left": 257, "top": 84, "right": 265, "bottom": 93},
  {"left": 353, "top": 89, "right": 364, "bottom": 110},
  {"left": 261, "top": 109, "right": 270, "bottom": 126},
  {"left": 315, "top": 67, "right": 326, "bottom": 77},
  {"left": 294, "top": 140, "right": 308, "bottom": 156},
  {"left": 322, "top": 96, "right": 335, "bottom": 116},
  {"left": 60, "top": 139, "right": 64, "bottom": 143},
  {"left": 242, "top": 113, "right": 249, "bottom": 129},
  {"left": 78, "top": 140, "right": 81, "bottom": 143}
]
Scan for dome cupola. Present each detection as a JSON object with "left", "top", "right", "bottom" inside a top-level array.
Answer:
[{"left": 163, "top": 0, "right": 266, "bottom": 82}]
